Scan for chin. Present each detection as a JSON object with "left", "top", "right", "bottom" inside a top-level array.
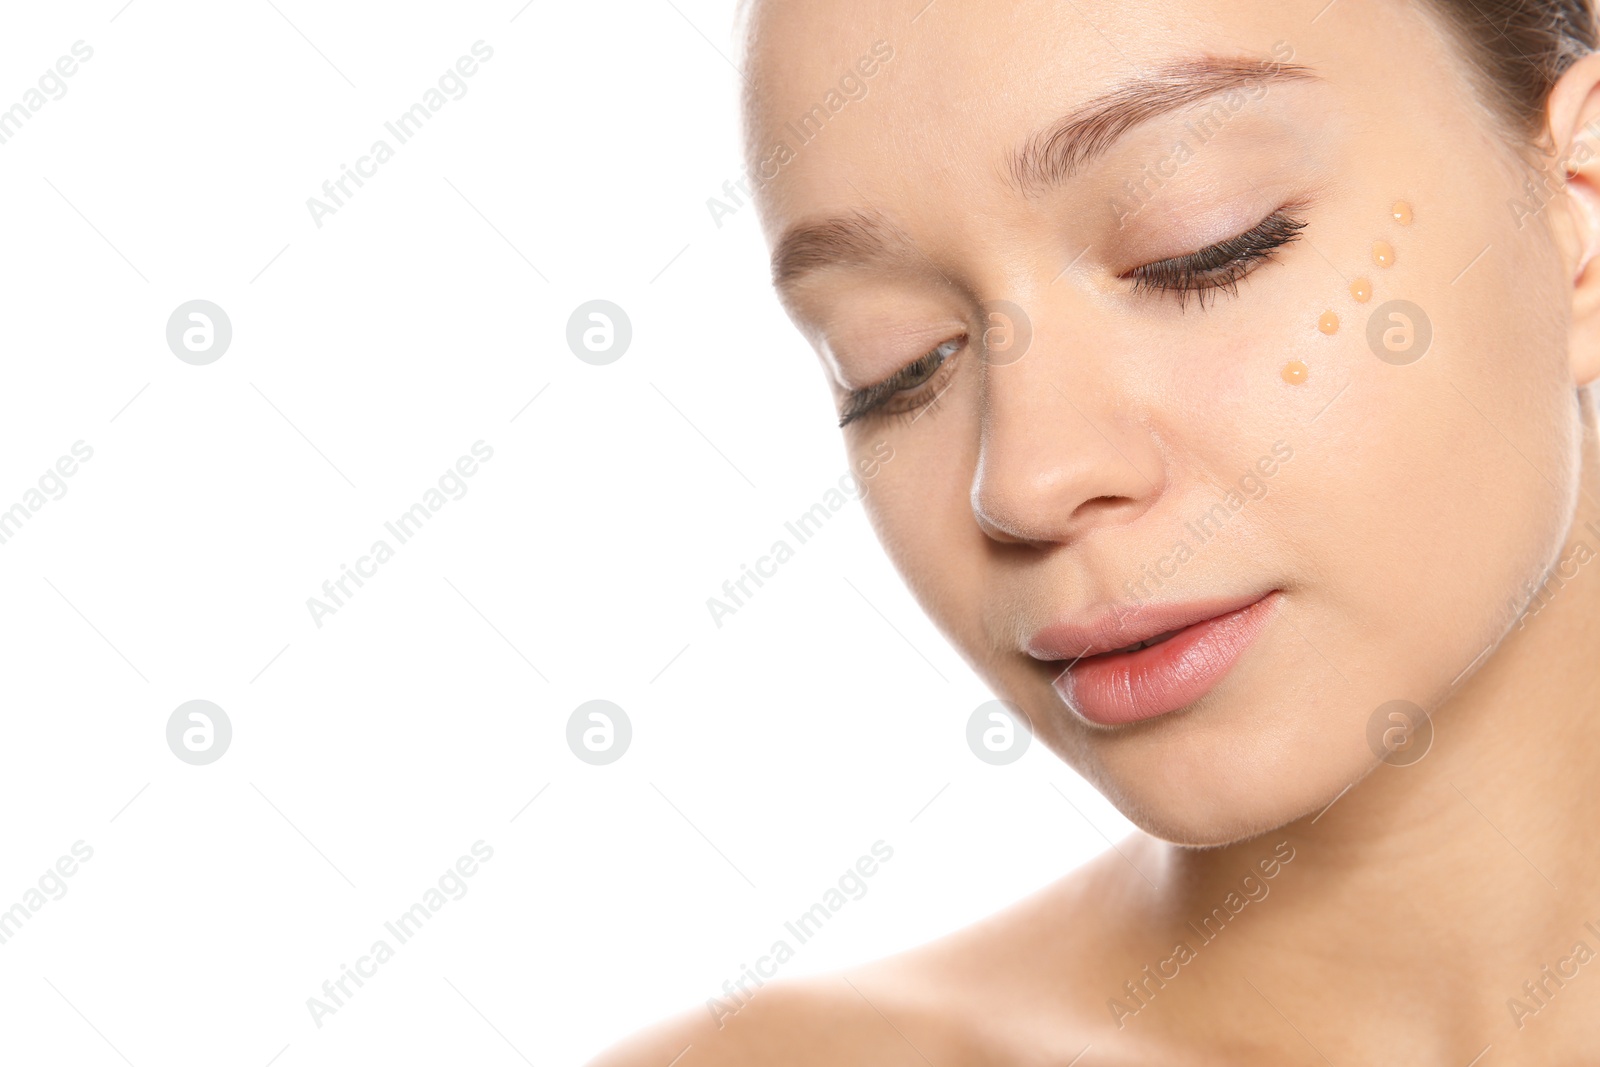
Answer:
[
  {"left": 1032, "top": 679, "right": 1380, "bottom": 849},
  {"left": 1114, "top": 790, "right": 1322, "bottom": 850},
  {"left": 1101, "top": 770, "right": 1342, "bottom": 848}
]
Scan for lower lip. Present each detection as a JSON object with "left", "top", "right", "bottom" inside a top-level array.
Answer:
[{"left": 1051, "top": 592, "right": 1281, "bottom": 727}]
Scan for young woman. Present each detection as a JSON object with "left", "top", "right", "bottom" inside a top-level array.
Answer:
[{"left": 597, "top": 0, "right": 1600, "bottom": 1061}]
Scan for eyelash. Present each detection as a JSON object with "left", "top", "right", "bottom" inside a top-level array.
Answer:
[
  {"left": 1124, "top": 209, "right": 1307, "bottom": 311},
  {"left": 837, "top": 208, "right": 1307, "bottom": 425},
  {"left": 838, "top": 337, "right": 965, "bottom": 428}
]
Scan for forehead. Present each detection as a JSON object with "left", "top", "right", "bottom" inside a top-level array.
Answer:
[
  {"left": 742, "top": 0, "right": 1274, "bottom": 174},
  {"left": 739, "top": 0, "right": 1446, "bottom": 243}
]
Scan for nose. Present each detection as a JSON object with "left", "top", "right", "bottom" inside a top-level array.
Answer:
[{"left": 970, "top": 342, "right": 1166, "bottom": 546}]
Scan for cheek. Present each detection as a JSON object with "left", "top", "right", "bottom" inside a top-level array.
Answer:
[
  {"left": 852, "top": 421, "right": 996, "bottom": 645},
  {"left": 1274, "top": 218, "right": 1578, "bottom": 700}
]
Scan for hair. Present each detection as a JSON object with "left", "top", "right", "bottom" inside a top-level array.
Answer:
[{"left": 1423, "top": 0, "right": 1596, "bottom": 149}]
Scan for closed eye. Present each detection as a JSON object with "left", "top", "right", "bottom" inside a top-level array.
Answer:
[
  {"left": 838, "top": 335, "right": 966, "bottom": 427},
  {"left": 1123, "top": 208, "right": 1307, "bottom": 311}
]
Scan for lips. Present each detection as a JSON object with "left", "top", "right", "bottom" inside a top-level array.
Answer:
[{"left": 1027, "top": 591, "right": 1281, "bottom": 726}]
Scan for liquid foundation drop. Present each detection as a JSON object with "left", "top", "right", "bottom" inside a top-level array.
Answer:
[
  {"left": 1318, "top": 311, "right": 1340, "bottom": 335},
  {"left": 1373, "top": 240, "right": 1396, "bottom": 268},
  {"left": 1351, "top": 278, "right": 1373, "bottom": 303},
  {"left": 1282, "top": 361, "right": 1309, "bottom": 385},
  {"left": 1392, "top": 201, "right": 1414, "bottom": 225}
]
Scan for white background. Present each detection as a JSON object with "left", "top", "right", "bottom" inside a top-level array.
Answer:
[{"left": 0, "top": 2, "right": 1124, "bottom": 1063}]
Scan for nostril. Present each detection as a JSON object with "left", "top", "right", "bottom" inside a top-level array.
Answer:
[{"left": 1076, "top": 495, "right": 1138, "bottom": 520}]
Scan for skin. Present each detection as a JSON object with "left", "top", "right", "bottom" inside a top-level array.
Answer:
[{"left": 593, "top": 0, "right": 1600, "bottom": 1062}]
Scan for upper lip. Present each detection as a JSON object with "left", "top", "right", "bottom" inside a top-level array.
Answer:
[{"left": 1025, "top": 590, "right": 1274, "bottom": 662}]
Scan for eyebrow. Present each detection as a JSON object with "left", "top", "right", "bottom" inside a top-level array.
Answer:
[
  {"left": 1009, "top": 55, "right": 1318, "bottom": 192},
  {"left": 771, "top": 55, "right": 1318, "bottom": 291}
]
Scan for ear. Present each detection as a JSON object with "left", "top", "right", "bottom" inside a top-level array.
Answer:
[{"left": 1546, "top": 52, "right": 1600, "bottom": 387}]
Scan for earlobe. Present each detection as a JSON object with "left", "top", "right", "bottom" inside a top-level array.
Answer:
[{"left": 1576, "top": 184, "right": 1600, "bottom": 281}]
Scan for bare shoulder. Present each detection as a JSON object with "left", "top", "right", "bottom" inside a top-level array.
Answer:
[{"left": 587, "top": 843, "right": 1161, "bottom": 1067}]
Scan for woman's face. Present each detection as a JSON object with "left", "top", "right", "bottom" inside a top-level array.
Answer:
[{"left": 744, "top": 0, "right": 1593, "bottom": 845}]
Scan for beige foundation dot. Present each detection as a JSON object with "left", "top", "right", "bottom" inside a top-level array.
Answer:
[
  {"left": 1318, "top": 311, "right": 1340, "bottom": 335},
  {"left": 1373, "top": 240, "right": 1397, "bottom": 268},
  {"left": 1351, "top": 277, "right": 1373, "bottom": 303},
  {"left": 1392, "top": 201, "right": 1414, "bottom": 225},
  {"left": 1282, "top": 361, "right": 1310, "bottom": 385}
]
